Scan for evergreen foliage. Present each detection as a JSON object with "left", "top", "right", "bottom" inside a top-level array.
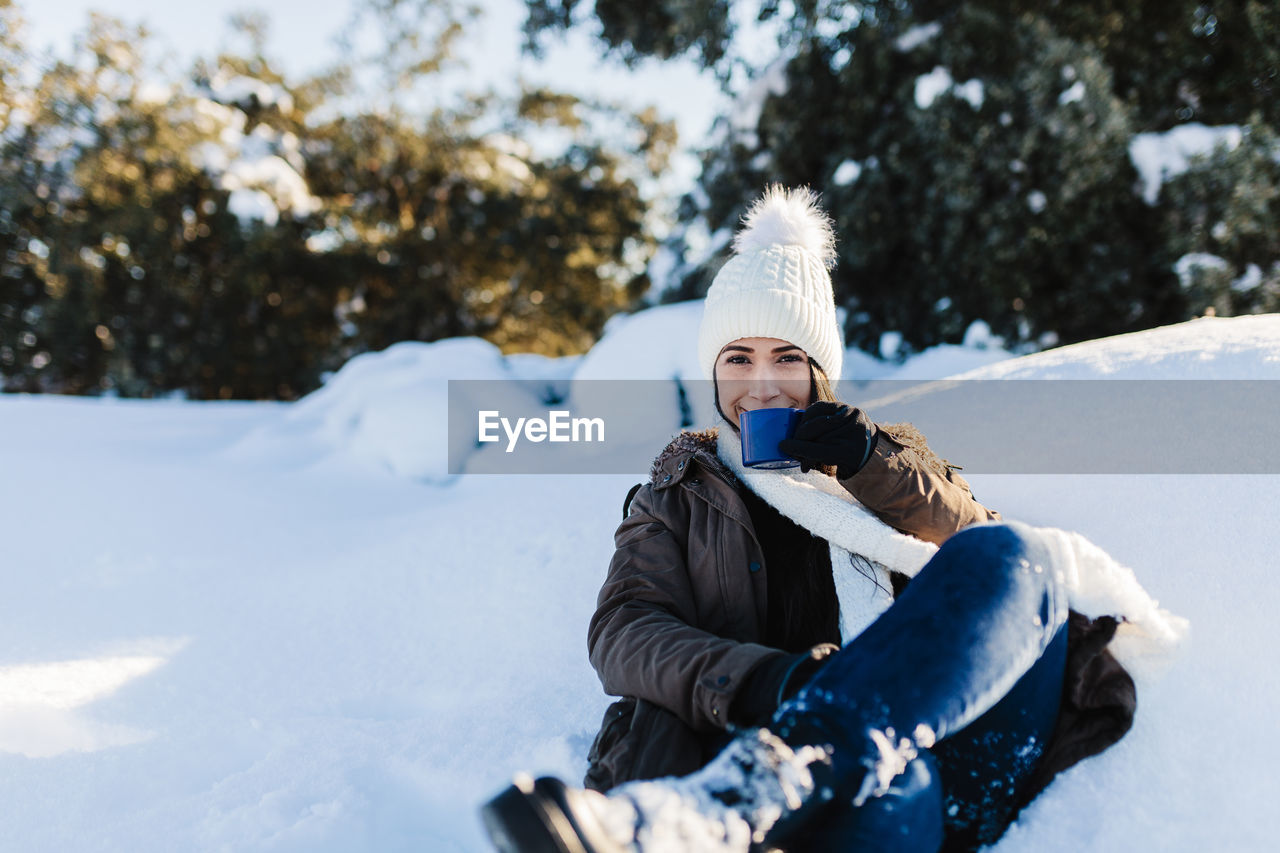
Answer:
[
  {"left": 523, "top": 0, "right": 738, "bottom": 69},
  {"left": 526, "top": 0, "right": 1280, "bottom": 357},
  {"left": 0, "top": 0, "right": 670, "bottom": 397}
]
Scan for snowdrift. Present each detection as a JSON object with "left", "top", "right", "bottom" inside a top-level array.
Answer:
[{"left": 2, "top": 313, "right": 1278, "bottom": 851}]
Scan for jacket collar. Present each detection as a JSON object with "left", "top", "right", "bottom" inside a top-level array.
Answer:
[
  {"left": 648, "top": 427, "right": 736, "bottom": 490},
  {"left": 648, "top": 427, "right": 758, "bottom": 534}
]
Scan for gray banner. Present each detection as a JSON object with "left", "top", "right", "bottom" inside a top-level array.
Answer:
[{"left": 447, "top": 379, "right": 1280, "bottom": 474}]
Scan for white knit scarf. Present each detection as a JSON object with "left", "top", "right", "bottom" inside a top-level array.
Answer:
[
  {"left": 712, "top": 417, "right": 1189, "bottom": 677},
  {"left": 714, "top": 417, "right": 938, "bottom": 642}
]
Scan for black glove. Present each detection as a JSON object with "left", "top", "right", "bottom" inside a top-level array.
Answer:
[
  {"left": 728, "top": 643, "right": 839, "bottom": 727},
  {"left": 777, "top": 401, "right": 880, "bottom": 479}
]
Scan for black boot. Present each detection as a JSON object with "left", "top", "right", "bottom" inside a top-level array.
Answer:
[
  {"left": 479, "top": 728, "right": 831, "bottom": 853},
  {"left": 481, "top": 774, "right": 627, "bottom": 853}
]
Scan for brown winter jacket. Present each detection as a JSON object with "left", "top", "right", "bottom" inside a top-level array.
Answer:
[{"left": 584, "top": 423, "right": 1136, "bottom": 811}]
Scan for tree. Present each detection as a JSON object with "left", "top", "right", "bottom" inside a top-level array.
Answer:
[
  {"left": 0, "top": 11, "right": 338, "bottom": 397},
  {"left": 303, "top": 90, "right": 668, "bottom": 361},
  {"left": 526, "top": 0, "right": 1280, "bottom": 356},
  {"left": 1, "top": 0, "right": 672, "bottom": 397}
]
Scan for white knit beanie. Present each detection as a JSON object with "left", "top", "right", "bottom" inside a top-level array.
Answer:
[{"left": 698, "top": 185, "right": 844, "bottom": 383}]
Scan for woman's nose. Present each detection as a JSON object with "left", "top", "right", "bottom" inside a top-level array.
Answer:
[{"left": 746, "top": 369, "right": 787, "bottom": 399}]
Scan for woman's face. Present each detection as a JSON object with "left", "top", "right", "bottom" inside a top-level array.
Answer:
[{"left": 715, "top": 337, "right": 813, "bottom": 429}]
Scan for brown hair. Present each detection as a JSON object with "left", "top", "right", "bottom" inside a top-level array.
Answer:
[
  {"left": 809, "top": 358, "right": 838, "bottom": 406},
  {"left": 807, "top": 359, "right": 840, "bottom": 478}
]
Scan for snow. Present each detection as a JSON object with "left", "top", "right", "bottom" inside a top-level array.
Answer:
[
  {"left": 842, "top": 346, "right": 895, "bottom": 381},
  {"left": 1, "top": 640, "right": 186, "bottom": 758},
  {"left": 570, "top": 302, "right": 705, "bottom": 385},
  {"left": 962, "top": 320, "right": 1003, "bottom": 349},
  {"left": 644, "top": 243, "right": 680, "bottom": 298},
  {"left": 1232, "top": 263, "right": 1263, "bottom": 293},
  {"left": 914, "top": 67, "right": 984, "bottom": 110},
  {"left": 880, "top": 330, "right": 904, "bottom": 359},
  {"left": 832, "top": 159, "right": 862, "bottom": 186},
  {"left": 190, "top": 98, "right": 244, "bottom": 138},
  {"left": 894, "top": 22, "right": 942, "bottom": 53},
  {"left": 305, "top": 230, "right": 344, "bottom": 254},
  {"left": 887, "top": 343, "right": 1011, "bottom": 380},
  {"left": 227, "top": 337, "right": 562, "bottom": 481},
  {"left": 674, "top": 220, "right": 733, "bottom": 275},
  {"left": 565, "top": 302, "right": 709, "bottom": 447},
  {"left": 135, "top": 82, "right": 173, "bottom": 106},
  {"left": 462, "top": 143, "right": 534, "bottom": 189},
  {"left": 227, "top": 188, "right": 280, "bottom": 227},
  {"left": 914, "top": 67, "right": 954, "bottom": 109},
  {"left": 950, "top": 314, "right": 1280, "bottom": 379},
  {"left": 26, "top": 237, "right": 50, "bottom": 259},
  {"left": 210, "top": 73, "right": 295, "bottom": 113},
  {"left": 953, "top": 79, "right": 985, "bottom": 109},
  {"left": 184, "top": 86, "right": 321, "bottom": 223},
  {"left": 220, "top": 154, "right": 320, "bottom": 221},
  {"left": 730, "top": 56, "right": 790, "bottom": 136},
  {"left": 3, "top": 312, "right": 1280, "bottom": 850},
  {"left": 600, "top": 730, "right": 828, "bottom": 851},
  {"left": 1057, "top": 81, "right": 1085, "bottom": 106},
  {"left": 1129, "top": 123, "right": 1243, "bottom": 204},
  {"left": 1174, "top": 252, "right": 1231, "bottom": 290}
]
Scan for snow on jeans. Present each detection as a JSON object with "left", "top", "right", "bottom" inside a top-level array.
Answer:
[{"left": 770, "top": 521, "right": 1070, "bottom": 852}]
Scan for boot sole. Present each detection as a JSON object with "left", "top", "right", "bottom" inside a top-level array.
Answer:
[{"left": 480, "top": 774, "right": 611, "bottom": 853}]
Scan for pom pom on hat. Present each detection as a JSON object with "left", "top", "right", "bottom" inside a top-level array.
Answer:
[
  {"left": 698, "top": 185, "right": 845, "bottom": 384},
  {"left": 733, "top": 185, "right": 837, "bottom": 269}
]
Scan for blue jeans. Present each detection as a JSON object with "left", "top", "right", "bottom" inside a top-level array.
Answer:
[{"left": 767, "top": 522, "right": 1070, "bottom": 852}]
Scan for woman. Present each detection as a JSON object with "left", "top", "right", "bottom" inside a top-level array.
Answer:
[{"left": 482, "top": 187, "right": 1166, "bottom": 853}]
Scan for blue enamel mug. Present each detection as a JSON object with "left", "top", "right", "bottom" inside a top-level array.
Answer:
[{"left": 740, "top": 407, "right": 804, "bottom": 468}]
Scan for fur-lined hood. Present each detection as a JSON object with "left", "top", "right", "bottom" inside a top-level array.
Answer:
[{"left": 647, "top": 427, "right": 734, "bottom": 488}]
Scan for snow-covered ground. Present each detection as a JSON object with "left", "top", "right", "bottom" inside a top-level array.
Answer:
[{"left": 2, "top": 312, "right": 1279, "bottom": 851}]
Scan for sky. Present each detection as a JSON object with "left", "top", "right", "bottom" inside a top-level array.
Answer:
[{"left": 18, "top": 0, "right": 727, "bottom": 193}]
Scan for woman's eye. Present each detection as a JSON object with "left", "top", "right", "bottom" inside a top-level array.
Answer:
[
  {"left": 726, "top": 355, "right": 748, "bottom": 364},
  {"left": 780, "top": 354, "right": 802, "bottom": 363}
]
